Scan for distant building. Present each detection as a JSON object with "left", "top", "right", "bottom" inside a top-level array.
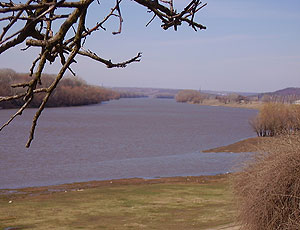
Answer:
[{"left": 293, "top": 100, "right": 300, "bottom": 105}]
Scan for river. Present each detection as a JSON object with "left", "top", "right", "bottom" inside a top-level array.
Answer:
[{"left": 0, "top": 98, "right": 257, "bottom": 189}]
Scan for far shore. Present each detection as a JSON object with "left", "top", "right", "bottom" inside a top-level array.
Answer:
[{"left": 189, "top": 99, "right": 262, "bottom": 110}]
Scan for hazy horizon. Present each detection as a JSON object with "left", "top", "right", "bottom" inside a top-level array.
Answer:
[
  {"left": 0, "top": 0, "right": 299, "bottom": 93},
  {"left": 0, "top": 67, "right": 297, "bottom": 94}
]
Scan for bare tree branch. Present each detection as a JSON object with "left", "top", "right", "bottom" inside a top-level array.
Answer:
[
  {"left": 0, "top": 88, "right": 47, "bottom": 102},
  {"left": 0, "top": 96, "right": 33, "bottom": 132},
  {"left": 78, "top": 49, "right": 142, "bottom": 68},
  {"left": 0, "top": 0, "right": 206, "bottom": 147},
  {"left": 26, "top": 5, "right": 88, "bottom": 148},
  {"left": 0, "top": 0, "right": 33, "bottom": 41}
]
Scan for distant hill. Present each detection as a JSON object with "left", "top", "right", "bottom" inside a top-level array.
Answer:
[
  {"left": 253, "top": 87, "right": 300, "bottom": 103},
  {"left": 262, "top": 87, "right": 300, "bottom": 96},
  {"left": 112, "top": 87, "right": 257, "bottom": 98},
  {"left": 112, "top": 87, "right": 181, "bottom": 98},
  {"left": 201, "top": 90, "right": 257, "bottom": 97},
  {"left": 113, "top": 86, "right": 300, "bottom": 104}
]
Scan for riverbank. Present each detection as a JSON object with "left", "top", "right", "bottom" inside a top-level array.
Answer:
[
  {"left": 202, "top": 136, "right": 270, "bottom": 153},
  {"left": 0, "top": 135, "right": 266, "bottom": 229},
  {"left": 0, "top": 174, "right": 236, "bottom": 230},
  {"left": 195, "top": 99, "right": 262, "bottom": 110}
]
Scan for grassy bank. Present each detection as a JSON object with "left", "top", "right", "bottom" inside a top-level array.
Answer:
[{"left": 0, "top": 175, "right": 236, "bottom": 230}]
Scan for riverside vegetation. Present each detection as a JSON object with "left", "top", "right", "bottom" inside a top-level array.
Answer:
[
  {"left": 0, "top": 69, "right": 146, "bottom": 109},
  {"left": 249, "top": 103, "right": 300, "bottom": 137},
  {"left": 234, "top": 134, "right": 300, "bottom": 229},
  {"left": 0, "top": 69, "right": 120, "bottom": 108},
  {"left": 175, "top": 90, "right": 250, "bottom": 105},
  {"left": 203, "top": 102, "right": 300, "bottom": 229},
  {"left": 175, "top": 88, "right": 300, "bottom": 110},
  {"left": 234, "top": 103, "right": 300, "bottom": 229}
]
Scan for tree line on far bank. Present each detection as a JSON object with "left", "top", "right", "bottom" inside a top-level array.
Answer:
[
  {"left": 175, "top": 88, "right": 300, "bottom": 105},
  {"left": 0, "top": 69, "right": 145, "bottom": 109},
  {"left": 175, "top": 89, "right": 300, "bottom": 138},
  {"left": 175, "top": 89, "right": 249, "bottom": 104},
  {"left": 175, "top": 90, "right": 208, "bottom": 103}
]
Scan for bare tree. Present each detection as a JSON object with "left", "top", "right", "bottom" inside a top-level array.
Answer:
[{"left": 0, "top": 0, "right": 206, "bottom": 147}]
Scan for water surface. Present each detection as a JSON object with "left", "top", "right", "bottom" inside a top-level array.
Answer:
[{"left": 0, "top": 98, "right": 257, "bottom": 189}]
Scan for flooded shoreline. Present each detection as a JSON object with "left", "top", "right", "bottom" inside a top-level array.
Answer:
[
  {"left": 0, "top": 174, "right": 229, "bottom": 196},
  {"left": 0, "top": 98, "right": 257, "bottom": 189}
]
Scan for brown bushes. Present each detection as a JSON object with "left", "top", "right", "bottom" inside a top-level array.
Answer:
[
  {"left": 118, "top": 91, "right": 147, "bottom": 98},
  {"left": 0, "top": 69, "right": 120, "bottom": 108},
  {"left": 216, "top": 93, "right": 249, "bottom": 104},
  {"left": 175, "top": 90, "right": 207, "bottom": 103},
  {"left": 234, "top": 134, "right": 300, "bottom": 230},
  {"left": 250, "top": 103, "right": 300, "bottom": 137}
]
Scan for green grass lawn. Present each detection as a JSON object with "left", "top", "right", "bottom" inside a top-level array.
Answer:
[{"left": 0, "top": 176, "right": 236, "bottom": 230}]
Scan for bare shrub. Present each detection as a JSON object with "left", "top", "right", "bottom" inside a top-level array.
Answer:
[
  {"left": 234, "top": 134, "right": 300, "bottom": 230},
  {"left": 175, "top": 90, "right": 207, "bottom": 104},
  {"left": 216, "top": 94, "right": 249, "bottom": 104},
  {"left": 250, "top": 103, "right": 300, "bottom": 136}
]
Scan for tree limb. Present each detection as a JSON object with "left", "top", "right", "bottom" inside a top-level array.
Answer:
[{"left": 0, "top": 0, "right": 206, "bottom": 147}]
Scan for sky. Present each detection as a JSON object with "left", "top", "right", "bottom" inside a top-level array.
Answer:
[{"left": 0, "top": 0, "right": 299, "bottom": 93}]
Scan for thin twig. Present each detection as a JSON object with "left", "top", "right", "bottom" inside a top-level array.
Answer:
[{"left": 0, "top": 96, "right": 34, "bottom": 132}]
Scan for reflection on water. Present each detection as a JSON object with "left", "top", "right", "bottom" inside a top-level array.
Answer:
[{"left": 0, "top": 98, "right": 257, "bottom": 189}]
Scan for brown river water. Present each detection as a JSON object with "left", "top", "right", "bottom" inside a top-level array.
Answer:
[{"left": 0, "top": 98, "right": 257, "bottom": 189}]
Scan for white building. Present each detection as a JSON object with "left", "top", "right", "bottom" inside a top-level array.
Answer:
[{"left": 293, "top": 100, "right": 300, "bottom": 105}]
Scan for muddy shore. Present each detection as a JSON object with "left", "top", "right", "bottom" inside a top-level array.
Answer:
[
  {"left": 0, "top": 136, "right": 267, "bottom": 196},
  {"left": 0, "top": 137, "right": 271, "bottom": 197},
  {"left": 0, "top": 174, "right": 228, "bottom": 198},
  {"left": 202, "top": 137, "right": 270, "bottom": 153}
]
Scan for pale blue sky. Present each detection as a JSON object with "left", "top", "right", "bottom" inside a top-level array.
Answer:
[{"left": 0, "top": 0, "right": 299, "bottom": 92}]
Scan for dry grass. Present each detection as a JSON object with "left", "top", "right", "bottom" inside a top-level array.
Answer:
[{"left": 234, "top": 134, "right": 300, "bottom": 230}]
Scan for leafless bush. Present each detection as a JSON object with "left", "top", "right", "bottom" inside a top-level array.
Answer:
[
  {"left": 215, "top": 94, "right": 249, "bottom": 104},
  {"left": 250, "top": 103, "right": 300, "bottom": 137},
  {"left": 234, "top": 134, "right": 300, "bottom": 230},
  {"left": 175, "top": 89, "right": 207, "bottom": 103}
]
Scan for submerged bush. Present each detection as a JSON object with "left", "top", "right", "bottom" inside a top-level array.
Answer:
[
  {"left": 250, "top": 103, "right": 300, "bottom": 136},
  {"left": 234, "top": 134, "right": 300, "bottom": 230}
]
